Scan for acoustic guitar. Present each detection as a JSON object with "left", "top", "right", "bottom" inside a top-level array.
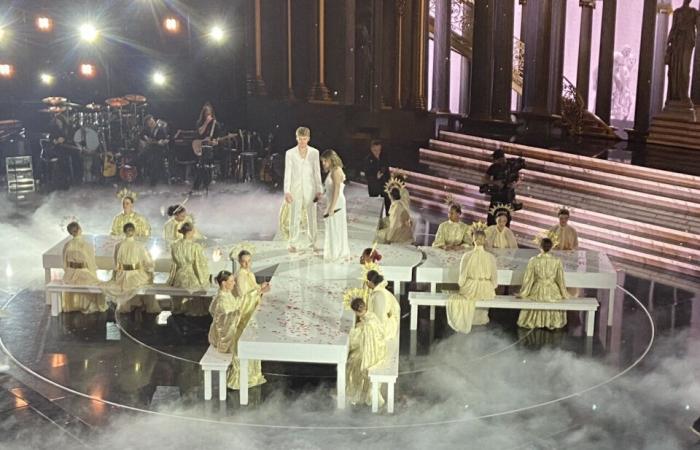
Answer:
[{"left": 191, "top": 132, "right": 237, "bottom": 156}]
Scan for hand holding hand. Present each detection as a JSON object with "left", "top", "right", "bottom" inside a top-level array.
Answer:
[
  {"left": 284, "top": 193, "right": 293, "bottom": 204},
  {"left": 315, "top": 192, "right": 323, "bottom": 202}
]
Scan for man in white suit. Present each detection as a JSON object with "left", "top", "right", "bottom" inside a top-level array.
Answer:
[{"left": 284, "top": 127, "right": 324, "bottom": 251}]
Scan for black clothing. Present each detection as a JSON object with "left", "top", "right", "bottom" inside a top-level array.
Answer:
[
  {"left": 364, "top": 151, "right": 391, "bottom": 213},
  {"left": 47, "top": 115, "right": 82, "bottom": 188},
  {"left": 485, "top": 161, "right": 515, "bottom": 226},
  {"left": 139, "top": 123, "right": 170, "bottom": 186}
]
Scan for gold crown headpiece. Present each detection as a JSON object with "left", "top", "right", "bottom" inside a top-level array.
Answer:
[
  {"left": 384, "top": 175, "right": 406, "bottom": 196},
  {"left": 116, "top": 187, "right": 137, "bottom": 201},
  {"left": 59, "top": 215, "right": 80, "bottom": 231},
  {"left": 444, "top": 192, "right": 459, "bottom": 208},
  {"left": 470, "top": 220, "right": 487, "bottom": 234},
  {"left": 393, "top": 169, "right": 408, "bottom": 181},
  {"left": 532, "top": 229, "right": 560, "bottom": 249},
  {"left": 556, "top": 205, "right": 571, "bottom": 216},
  {"left": 489, "top": 203, "right": 514, "bottom": 217},
  {"left": 360, "top": 261, "right": 383, "bottom": 282},
  {"left": 228, "top": 241, "right": 257, "bottom": 261},
  {"left": 342, "top": 287, "right": 367, "bottom": 310}
]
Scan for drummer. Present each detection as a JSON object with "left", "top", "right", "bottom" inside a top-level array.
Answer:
[
  {"left": 139, "top": 115, "right": 169, "bottom": 187},
  {"left": 48, "top": 107, "right": 82, "bottom": 188}
]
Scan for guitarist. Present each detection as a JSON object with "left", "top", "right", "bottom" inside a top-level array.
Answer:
[
  {"left": 139, "top": 115, "right": 170, "bottom": 186},
  {"left": 48, "top": 110, "right": 81, "bottom": 189},
  {"left": 194, "top": 102, "right": 222, "bottom": 190}
]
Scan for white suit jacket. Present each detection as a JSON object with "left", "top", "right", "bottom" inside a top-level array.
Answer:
[{"left": 284, "top": 145, "right": 324, "bottom": 196}]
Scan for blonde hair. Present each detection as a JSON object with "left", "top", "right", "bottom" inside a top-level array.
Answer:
[
  {"left": 295, "top": 127, "right": 310, "bottom": 138},
  {"left": 321, "top": 149, "right": 344, "bottom": 169}
]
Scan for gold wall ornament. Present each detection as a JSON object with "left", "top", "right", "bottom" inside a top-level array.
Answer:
[
  {"left": 512, "top": 37, "right": 525, "bottom": 95},
  {"left": 561, "top": 78, "right": 586, "bottom": 135}
]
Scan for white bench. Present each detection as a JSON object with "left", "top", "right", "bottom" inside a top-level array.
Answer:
[
  {"left": 45, "top": 282, "right": 218, "bottom": 317},
  {"left": 408, "top": 292, "right": 599, "bottom": 337},
  {"left": 200, "top": 344, "right": 233, "bottom": 401},
  {"left": 368, "top": 334, "right": 400, "bottom": 414}
]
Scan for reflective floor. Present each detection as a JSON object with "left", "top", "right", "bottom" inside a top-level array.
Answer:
[{"left": 1, "top": 190, "right": 700, "bottom": 449}]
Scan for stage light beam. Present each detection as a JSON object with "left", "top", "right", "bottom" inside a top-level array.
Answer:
[
  {"left": 209, "top": 25, "right": 225, "bottom": 43},
  {"left": 79, "top": 23, "right": 99, "bottom": 43},
  {"left": 152, "top": 71, "right": 166, "bottom": 86},
  {"left": 164, "top": 17, "right": 180, "bottom": 33},
  {"left": 40, "top": 73, "right": 54, "bottom": 85}
]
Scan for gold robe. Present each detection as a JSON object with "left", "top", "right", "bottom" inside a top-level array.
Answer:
[
  {"left": 346, "top": 311, "right": 387, "bottom": 406},
  {"left": 550, "top": 224, "right": 579, "bottom": 251},
  {"left": 485, "top": 225, "right": 518, "bottom": 249},
  {"left": 163, "top": 214, "right": 204, "bottom": 243},
  {"left": 110, "top": 212, "right": 151, "bottom": 237},
  {"left": 278, "top": 202, "right": 308, "bottom": 242},
  {"left": 447, "top": 245, "right": 498, "bottom": 334},
  {"left": 61, "top": 236, "right": 107, "bottom": 314},
  {"left": 376, "top": 200, "right": 413, "bottom": 244},
  {"left": 210, "top": 286, "right": 266, "bottom": 389},
  {"left": 368, "top": 285, "right": 401, "bottom": 340},
  {"left": 168, "top": 239, "right": 210, "bottom": 316},
  {"left": 109, "top": 237, "right": 159, "bottom": 313},
  {"left": 516, "top": 252, "right": 569, "bottom": 330},
  {"left": 432, "top": 220, "right": 472, "bottom": 249}
]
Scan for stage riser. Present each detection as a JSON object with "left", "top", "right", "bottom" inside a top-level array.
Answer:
[
  {"left": 428, "top": 141, "right": 700, "bottom": 204},
  {"left": 439, "top": 131, "right": 700, "bottom": 190}
]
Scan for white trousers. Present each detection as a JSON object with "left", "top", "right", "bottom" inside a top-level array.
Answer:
[{"left": 288, "top": 190, "right": 317, "bottom": 248}]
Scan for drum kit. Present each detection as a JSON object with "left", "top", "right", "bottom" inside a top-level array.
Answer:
[{"left": 39, "top": 94, "right": 150, "bottom": 181}]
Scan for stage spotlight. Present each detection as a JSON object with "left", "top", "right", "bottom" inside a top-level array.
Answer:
[
  {"left": 80, "top": 63, "right": 95, "bottom": 78},
  {"left": 209, "top": 25, "right": 225, "bottom": 43},
  {"left": 164, "top": 17, "right": 180, "bottom": 33},
  {"left": 0, "top": 64, "right": 14, "bottom": 78},
  {"left": 152, "top": 71, "right": 166, "bottom": 86},
  {"left": 79, "top": 23, "right": 99, "bottom": 43},
  {"left": 36, "top": 17, "right": 53, "bottom": 32},
  {"left": 40, "top": 73, "right": 54, "bottom": 85}
]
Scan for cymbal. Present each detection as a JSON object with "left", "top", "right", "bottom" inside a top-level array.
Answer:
[
  {"left": 105, "top": 97, "right": 130, "bottom": 108},
  {"left": 42, "top": 96, "right": 67, "bottom": 106},
  {"left": 64, "top": 102, "right": 82, "bottom": 108},
  {"left": 85, "top": 103, "right": 103, "bottom": 111},
  {"left": 124, "top": 94, "right": 146, "bottom": 103},
  {"left": 39, "top": 106, "right": 66, "bottom": 113}
]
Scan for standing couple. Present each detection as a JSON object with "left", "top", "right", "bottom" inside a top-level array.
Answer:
[{"left": 283, "top": 127, "right": 349, "bottom": 260}]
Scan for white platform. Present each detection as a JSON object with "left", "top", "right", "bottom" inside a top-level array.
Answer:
[{"left": 417, "top": 247, "right": 618, "bottom": 325}]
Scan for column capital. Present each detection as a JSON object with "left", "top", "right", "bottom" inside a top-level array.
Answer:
[
  {"left": 519, "top": 0, "right": 527, "bottom": 5},
  {"left": 657, "top": 2, "right": 673, "bottom": 14},
  {"left": 579, "top": 0, "right": 596, "bottom": 9}
]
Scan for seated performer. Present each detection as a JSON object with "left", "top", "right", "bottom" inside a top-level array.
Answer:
[
  {"left": 61, "top": 222, "right": 108, "bottom": 314},
  {"left": 432, "top": 200, "right": 471, "bottom": 250},
  {"left": 550, "top": 208, "right": 578, "bottom": 251},
  {"left": 366, "top": 270, "right": 400, "bottom": 340},
  {"left": 163, "top": 204, "right": 203, "bottom": 243},
  {"left": 234, "top": 249, "right": 270, "bottom": 299},
  {"left": 446, "top": 225, "right": 498, "bottom": 334},
  {"left": 377, "top": 187, "right": 414, "bottom": 244},
  {"left": 485, "top": 205, "right": 518, "bottom": 250},
  {"left": 111, "top": 223, "right": 159, "bottom": 313},
  {"left": 110, "top": 189, "right": 151, "bottom": 237},
  {"left": 516, "top": 237, "right": 569, "bottom": 330},
  {"left": 359, "top": 247, "right": 382, "bottom": 267},
  {"left": 167, "top": 222, "right": 210, "bottom": 316},
  {"left": 346, "top": 297, "right": 387, "bottom": 407},
  {"left": 139, "top": 115, "right": 170, "bottom": 187}
]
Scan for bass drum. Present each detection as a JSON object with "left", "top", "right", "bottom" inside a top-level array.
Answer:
[{"left": 72, "top": 127, "right": 100, "bottom": 154}]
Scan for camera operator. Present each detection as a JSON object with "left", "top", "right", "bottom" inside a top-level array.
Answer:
[{"left": 480, "top": 149, "right": 524, "bottom": 225}]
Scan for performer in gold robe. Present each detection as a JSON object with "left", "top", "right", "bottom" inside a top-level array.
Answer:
[
  {"left": 208, "top": 270, "right": 267, "bottom": 390},
  {"left": 346, "top": 297, "right": 387, "bottom": 407},
  {"left": 366, "top": 270, "right": 400, "bottom": 340},
  {"left": 61, "top": 222, "right": 108, "bottom": 314},
  {"left": 110, "top": 192, "right": 151, "bottom": 237},
  {"left": 163, "top": 204, "right": 204, "bottom": 243},
  {"left": 167, "top": 222, "right": 210, "bottom": 316},
  {"left": 110, "top": 222, "right": 159, "bottom": 313},
  {"left": 446, "top": 227, "right": 497, "bottom": 334},
  {"left": 234, "top": 250, "right": 270, "bottom": 300},
  {"left": 432, "top": 203, "right": 471, "bottom": 250},
  {"left": 376, "top": 187, "right": 414, "bottom": 244},
  {"left": 516, "top": 238, "right": 569, "bottom": 330},
  {"left": 550, "top": 208, "right": 578, "bottom": 251},
  {"left": 485, "top": 209, "right": 518, "bottom": 250}
]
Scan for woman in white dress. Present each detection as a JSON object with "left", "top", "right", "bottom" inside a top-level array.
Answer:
[{"left": 321, "top": 150, "right": 350, "bottom": 260}]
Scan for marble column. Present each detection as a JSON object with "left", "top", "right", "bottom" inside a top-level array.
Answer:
[
  {"left": 547, "top": 0, "right": 567, "bottom": 115},
  {"left": 431, "top": 0, "right": 451, "bottom": 112},
  {"left": 343, "top": 0, "right": 356, "bottom": 105},
  {"left": 395, "top": 1, "right": 409, "bottom": 108},
  {"left": 246, "top": 0, "right": 266, "bottom": 96},
  {"left": 576, "top": 0, "right": 595, "bottom": 107},
  {"left": 520, "top": 0, "right": 554, "bottom": 116},
  {"left": 308, "top": 0, "right": 332, "bottom": 102},
  {"left": 459, "top": 3, "right": 473, "bottom": 115},
  {"left": 409, "top": 0, "right": 429, "bottom": 110},
  {"left": 370, "top": 0, "right": 385, "bottom": 111},
  {"left": 492, "top": 0, "right": 515, "bottom": 121},
  {"left": 692, "top": 16, "right": 700, "bottom": 104},
  {"left": 285, "top": 0, "right": 295, "bottom": 100},
  {"left": 595, "top": 0, "right": 617, "bottom": 123},
  {"left": 633, "top": 0, "right": 658, "bottom": 135},
  {"left": 651, "top": 2, "right": 672, "bottom": 116}
]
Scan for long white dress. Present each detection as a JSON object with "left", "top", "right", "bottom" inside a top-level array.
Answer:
[{"left": 323, "top": 173, "right": 350, "bottom": 260}]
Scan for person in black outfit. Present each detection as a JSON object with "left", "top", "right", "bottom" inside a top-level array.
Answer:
[
  {"left": 364, "top": 140, "right": 391, "bottom": 214},
  {"left": 48, "top": 111, "right": 82, "bottom": 189},
  {"left": 138, "top": 115, "right": 170, "bottom": 186},
  {"left": 482, "top": 149, "right": 517, "bottom": 226},
  {"left": 194, "top": 102, "right": 222, "bottom": 190}
]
